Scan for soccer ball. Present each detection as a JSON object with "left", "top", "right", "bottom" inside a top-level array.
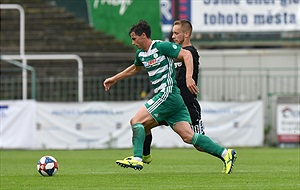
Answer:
[{"left": 37, "top": 155, "right": 59, "bottom": 176}]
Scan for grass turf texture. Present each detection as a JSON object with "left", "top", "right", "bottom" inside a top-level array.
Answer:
[{"left": 0, "top": 148, "right": 299, "bottom": 190}]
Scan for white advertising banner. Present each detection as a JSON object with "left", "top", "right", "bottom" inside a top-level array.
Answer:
[
  {"left": 201, "top": 101, "right": 264, "bottom": 147},
  {"left": 36, "top": 100, "right": 264, "bottom": 149},
  {"left": 191, "top": 0, "right": 300, "bottom": 32},
  {"left": 277, "top": 104, "right": 300, "bottom": 143},
  {"left": 36, "top": 101, "right": 142, "bottom": 149},
  {"left": 0, "top": 100, "right": 36, "bottom": 149}
]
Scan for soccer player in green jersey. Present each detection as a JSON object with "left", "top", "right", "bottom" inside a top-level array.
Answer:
[
  {"left": 142, "top": 19, "right": 236, "bottom": 174},
  {"left": 103, "top": 20, "right": 236, "bottom": 173}
]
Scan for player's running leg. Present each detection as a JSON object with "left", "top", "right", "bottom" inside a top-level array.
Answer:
[
  {"left": 188, "top": 100, "right": 232, "bottom": 173},
  {"left": 142, "top": 133, "right": 152, "bottom": 164},
  {"left": 116, "top": 123, "right": 144, "bottom": 170},
  {"left": 142, "top": 119, "right": 168, "bottom": 164},
  {"left": 191, "top": 132, "right": 237, "bottom": 174},
  {"left": 116, "top": 104, "right": 159, "bottom": 170}
]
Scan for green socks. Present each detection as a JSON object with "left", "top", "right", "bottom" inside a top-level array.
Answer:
[
  {"left": 132, "top": 123, "right": 145, "bottom": 158},
  {"left": 191, "top": 133, "right": 225, "bottom": 157},
  {"left": 132, "top": 124, "right": 224, "bottom": 159}
]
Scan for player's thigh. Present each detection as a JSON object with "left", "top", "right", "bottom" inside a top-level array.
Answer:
[
  {"left": 130, "top": 105, "right": 158, "bottom": 127},
  {"left": 173, "top": 121, "right": 194, "bottom": 143}
]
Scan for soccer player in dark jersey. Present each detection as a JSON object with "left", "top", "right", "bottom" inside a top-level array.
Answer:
[
  {"left": 142, "top": 20, "right": 235, "bottom": 173},
  {"left": 173, "top": 20, "right": 204, "bottom": 135}
]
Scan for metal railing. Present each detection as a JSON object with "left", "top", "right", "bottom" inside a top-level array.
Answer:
[
  {"left": 199, "top": 67, "right": 299, "bottom": 101},
  {"left": 1, "top": 67, "right": 298, "bottom": 102},
  {"left": 0, "top": 59, "right": 36, "bottom": 99},
  {"left": 1, "top": 55, "right": 84, "bottom": 102}
]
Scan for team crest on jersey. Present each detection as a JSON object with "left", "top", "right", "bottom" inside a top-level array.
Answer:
[
  {"left": 172, "top": 44, "right": 178, "bottom": 49},
  {"left": 153, "top": 53, "right": 158, "bottom": 58}
]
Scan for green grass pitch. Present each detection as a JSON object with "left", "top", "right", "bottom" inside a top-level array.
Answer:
[{"left": 0, "top": 148, "right": 299, "bottom": 190}]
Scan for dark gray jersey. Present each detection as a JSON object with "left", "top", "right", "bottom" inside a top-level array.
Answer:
[{"left": 174, "top": 46, "right": 200, "bottom": 103}]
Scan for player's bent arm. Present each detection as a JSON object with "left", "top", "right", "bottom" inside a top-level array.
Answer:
[
  {"left": 177, "top": 49, "right": 199, "bottom": 94},
  {"left": 177, "top": 49, "right": 193, "bottom": 79},
  {"left": 103, "top": 64, "right": 142, "bottom": 91},
  {"left": 113, "top": 64, "right": 142, "bottom": 81}
]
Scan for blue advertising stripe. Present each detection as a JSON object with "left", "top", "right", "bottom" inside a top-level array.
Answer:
[
  {"left": 0, "top": 105, "right": 8, "bottom": 109},
  {"left": 179, "top": 0, "right": 191, "bottom": 20}
]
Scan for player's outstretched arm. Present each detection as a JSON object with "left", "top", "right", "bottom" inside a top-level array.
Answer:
[{"left": 103, "top": 64, "right": 142, "bottom": 91}]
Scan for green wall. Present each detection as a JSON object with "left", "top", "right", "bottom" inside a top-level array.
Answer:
[
  {"left": 87, "top": 0, "right": 162, "bottom": 46},
  {"left": 47, "top": 0, "right": 162, "bottom": 46}
]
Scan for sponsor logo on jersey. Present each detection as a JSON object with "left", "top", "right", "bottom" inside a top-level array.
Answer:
[
  {"left": 144, "top": 59, "right": 156, "bottom": 67},
  {"left": 174, "top": 62, "right": 183, "bottom": 68},
  {"left": 144, "top": 59, "right": 158, "bottom": 67}
]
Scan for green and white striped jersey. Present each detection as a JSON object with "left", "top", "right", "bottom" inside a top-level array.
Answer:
[{"left": 134, "top": 40, "right": 181, "bottom": 94}]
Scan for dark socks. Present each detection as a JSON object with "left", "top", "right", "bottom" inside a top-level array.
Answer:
[{"left": 143, "top": 133, "right": 153, "bottom": 156}]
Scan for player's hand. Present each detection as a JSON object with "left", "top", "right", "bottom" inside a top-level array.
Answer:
[
  {"left": 186, "top": 77, "right": 199, "bottom": 95},
  {"left": 103, "top": 77, "right": 117, "bottom": 91}
]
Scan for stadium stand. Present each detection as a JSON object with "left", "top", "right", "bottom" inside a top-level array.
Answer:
[{"left": 0, "top": 0, "right": 136, "bottom": 79}]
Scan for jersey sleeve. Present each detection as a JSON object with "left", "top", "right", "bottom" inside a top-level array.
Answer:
[
  {"left": 134, "top": 50, "right": 143, "bottom": 66},
  {"left": 158, "top": 41, "right": 181, "bottom": 58}
]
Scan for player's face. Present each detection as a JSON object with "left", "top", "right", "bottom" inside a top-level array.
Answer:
[
  {"left": 130, "top": 32, "right": 145, "bottom": 49},
  {"left": 172, "top": 25, "right": 185, "bottom": 45}
]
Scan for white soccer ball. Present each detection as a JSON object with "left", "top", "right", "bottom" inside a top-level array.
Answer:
[{"left": 37, "top": 155, "right": 59, "bottom": 176}]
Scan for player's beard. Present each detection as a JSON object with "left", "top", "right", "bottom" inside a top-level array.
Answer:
[{"left": 174, "top": 38, "right": 184, "bottom": 45}]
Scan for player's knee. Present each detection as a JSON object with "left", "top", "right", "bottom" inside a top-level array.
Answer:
[
  {"left": 130, "top": 118, "right": 134, "bottom": 126},
  {"left": 181, "top": 134, "right": 193, "bottom": 144},
  {"left": 130, "top": 117, "right": 140, "bottom": 126}
]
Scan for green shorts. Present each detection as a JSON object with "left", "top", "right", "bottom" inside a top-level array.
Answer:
[{"left": 145, "top": 92, "right": 191, "bottom": 128}]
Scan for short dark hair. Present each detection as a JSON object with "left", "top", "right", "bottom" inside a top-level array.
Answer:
[
  {"left": 129, "top": 20, "right": 151, "bottom": 38},
  {"left": 173, "top": 19, "right": 192, "bottom": 36}
]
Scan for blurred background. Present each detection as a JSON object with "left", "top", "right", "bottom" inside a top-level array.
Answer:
[{"left": 0, "top": 0, "right": 299, "bottom": 148}]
